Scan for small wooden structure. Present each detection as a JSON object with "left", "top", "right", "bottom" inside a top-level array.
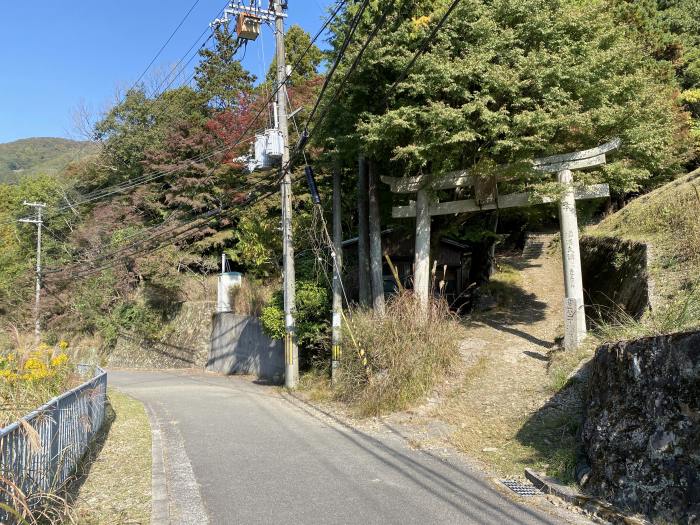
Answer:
[
  {"left": 342, "top": 229, "right": 472, "bottom": 303},
  {"left": 382, "top": 138, "right": 621, "bottom": 348}
]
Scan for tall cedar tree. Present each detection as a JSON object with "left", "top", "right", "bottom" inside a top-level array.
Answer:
[
  {"left": 265, "top": 24, "right": 324, "bottom": 87},
  {"left": 195, "top": 25, "right": 256, "bottom": 110},
  {"left": 320, "top": 0, "right": 693, "bottom": 194}
]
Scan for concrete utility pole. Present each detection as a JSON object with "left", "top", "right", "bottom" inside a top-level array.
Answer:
[
  {"left": 19, "top": 201, "right": 46, "bottom": 340},
  {"left": 368, "top": 161, "right": 385, "bottom": 315},
  {"left": 357, "top": 156, "right": 371, "bottom": 307},
  {"left": 331, "top": 163, "right": 343, "bottom": 382},
  {"left": 273, "top": 0, "right": 298, "bottom": 388}
]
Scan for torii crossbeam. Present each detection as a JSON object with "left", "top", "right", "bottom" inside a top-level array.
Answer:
[{"left": 381, "top": 138, "right": 621, "bottom": 349}]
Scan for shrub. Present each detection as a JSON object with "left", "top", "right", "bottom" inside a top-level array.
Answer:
[
  {"left": 334, "top": 292, "right": 462, "bottom": 416},
  {"left": 0, "top": 342, "right": 75, "bottom": 426},
  {"left": 260, "top": 280, "right": 330, "bottom": 361}
]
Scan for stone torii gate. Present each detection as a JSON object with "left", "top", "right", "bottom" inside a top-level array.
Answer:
[{"left": 382, "top": 138, "right": 621, "bottom": 348}]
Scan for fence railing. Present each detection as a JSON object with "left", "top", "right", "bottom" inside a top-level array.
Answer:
[{"left": 0, "top": 365, "right": 107, "bottom": 515}]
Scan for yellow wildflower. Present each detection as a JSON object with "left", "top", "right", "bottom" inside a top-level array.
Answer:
[
  {"left": 411, "top": 15, "right": 431, "bottom": 30},
  {"left": 50, "top": 354, "right": 69, "bottom": 367}
]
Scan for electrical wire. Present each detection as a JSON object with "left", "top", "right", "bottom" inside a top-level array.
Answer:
[
  {"left": 284, "top": 2, "right": 393, "bottom": 175},
  {"left": 132, "top": 0, "right": 205, "bottom": 91},
  {"left": 157, "top": 31, "right": 218, "bottom": 94},
  {"left": 305, "top": 0, "right": 370, "bottom": 125},
  {"left": 54, "top": 187, "right": 278, "bottom": 281},
  {"left": 382, "top": 0, "right": 462, "bottom": 106},
  {"left": 51, "top": 0, "right": 351, "bottom": 216},
  {"left": 12, "top": 0, "right": 350, "bottom": 284}
]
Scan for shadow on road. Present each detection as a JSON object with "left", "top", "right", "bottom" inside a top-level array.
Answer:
[{"left": 282, "top": 392, "right": 560, "bottom": 525}]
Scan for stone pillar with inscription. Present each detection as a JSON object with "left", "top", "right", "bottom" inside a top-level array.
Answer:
[
  {"left": 414, "top": 188, "right": 431, "bottom": 310},
  {"left": 558, "top": 169, "right": 586, "bottom": 343}
]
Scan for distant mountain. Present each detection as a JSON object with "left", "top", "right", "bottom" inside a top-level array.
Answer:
[{"left": 0, "top": 137, "right": 98, "bottom": 184}]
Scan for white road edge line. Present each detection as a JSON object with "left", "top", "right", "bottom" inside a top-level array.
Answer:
[
  {"left": 145, "top": 402, "right": 170, "bottom": 525},
  {"left": 156, "top": 402, "right": 210, "bottom": 525}
]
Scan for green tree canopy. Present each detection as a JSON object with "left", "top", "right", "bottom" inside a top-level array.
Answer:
[
  {"left": 266, "top": 24, "right": 323, "bottom": 87},
  {"left": 195, "top": 25, "right": 256, "bottom": 110},
  {"left": 320, "top": 0, "right": 694, "bottom": 194}
]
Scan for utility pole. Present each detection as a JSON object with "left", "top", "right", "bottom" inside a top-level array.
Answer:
[
  {"left": 212, "top": 1, "right": 295, "bottom": 385},
  {"left": 331, "top": 162, "right": 343, "bottom": 383},
  {"left": 273, "top": 0, "right": 298, "bottom": 388},
  {"left": 368, "top": 160, "right": 385, "bottom": 315},
  {"left": 357, "top": 156, "right": 371, "bottom": 307},
  {"left": 19, "top": 201, "right": 46, "bottom": 340}
]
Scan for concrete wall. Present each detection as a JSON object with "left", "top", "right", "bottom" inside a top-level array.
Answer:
[
  {"left": 206, "top": 313, "right": 284, "bottom": 383},
  {"left": 582, "top": 331, "right": 700, "bottom": 523},
  {"left": 108, "top": 302, "right": 212, "bottom": 369},
  {"left": 580, "top": 235, "right": 650, "bottom": 321}
]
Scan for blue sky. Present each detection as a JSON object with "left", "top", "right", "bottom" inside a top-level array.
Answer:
[{"left": 0, "top": 1, "right": 334, "bottom": 144}]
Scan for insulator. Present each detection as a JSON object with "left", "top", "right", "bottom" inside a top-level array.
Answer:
[
  {"left": 305, "top": 165, "right": 321, "bottom": 205},
  {"left": 296, "top": 129, "right": 309, "bottom": 152}
]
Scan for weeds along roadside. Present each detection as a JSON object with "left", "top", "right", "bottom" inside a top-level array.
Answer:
[{"left": 330, "top": 292, "right": 463, "bottom": 417}]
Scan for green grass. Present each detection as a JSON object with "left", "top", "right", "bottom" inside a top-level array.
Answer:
[
  {"left": 589, "top": 168, "right": 700, "bottom": 311},
  {"left": 479, "top": 262, "right": 523, "bottom": 308},
  {"left": 70, "top": 389, "right": 151, "bottom": 524}
]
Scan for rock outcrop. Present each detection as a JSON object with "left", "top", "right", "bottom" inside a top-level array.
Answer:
[{"left": 582, "top": 331, "right": 700, "bottom": 523}]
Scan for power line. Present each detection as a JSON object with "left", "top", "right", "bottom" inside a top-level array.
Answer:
[
  {"left": 134, "top": 0, "right": 204, "bottom": 89},
  {"left": 383, "top": 0, "right": 462, "bottom": 106},
  {"left": 305, "top": 0, "right": 370, "bottom": 125},
  {"left": 52, "top": 0, "right": 350, "bottom": 216},
  {"left": 289, "top": 0, "right": 461, "bottom": 171},
  {"left": 12, "top": 0, "right": 349, "bottom": 285},
  {"left": 151, "top": 24, "right": 215, "bottom": 96},
  {"left": 304, "top": 4, "right": 391, "bottom": 142},
  {"left": 54, "top": 186, "right": 278, "bottom": 281},
  {"left": 286, "top": 2, "right": 393, "bottom": 172}
]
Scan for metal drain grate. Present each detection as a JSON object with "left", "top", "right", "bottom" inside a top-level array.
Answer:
[{"left": 500, "top": 479, "right": 542, "bottom": 497}]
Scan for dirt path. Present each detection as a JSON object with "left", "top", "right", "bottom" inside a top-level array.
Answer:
[{"left": 385, "top": 234, "right": 587, "bottom": 482}]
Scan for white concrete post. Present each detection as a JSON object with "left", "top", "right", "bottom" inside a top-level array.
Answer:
[
  {"left": 558, "top": 169, "right": 587, "bottom": 342},
  {"left": 414, "top": 188, "right": 431, "bottom": 309}
]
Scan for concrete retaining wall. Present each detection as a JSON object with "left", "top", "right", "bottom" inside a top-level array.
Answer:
[
  {"left": 206, "top": 313, "right": 284, "bottom": 383},
  {"left": 582, "top": 331, "right": 700, "bottom": 523},
  {"left": 108, "top": 302, "right": 212, "bottom": 369},
  {"left": 580, "top": 235, "right": 651, "bottom": 321}
]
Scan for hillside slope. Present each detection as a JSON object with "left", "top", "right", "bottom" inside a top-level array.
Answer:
[
  {"left": 588, "top": 169, "right": 700, "bottom": 308},
  {"left": 0, "top": 137, "right": 97, "bottom": 183}
]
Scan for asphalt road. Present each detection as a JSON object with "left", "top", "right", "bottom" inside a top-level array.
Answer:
[{"left": 110, "top": 369, "right": 582, "bottom": 525}]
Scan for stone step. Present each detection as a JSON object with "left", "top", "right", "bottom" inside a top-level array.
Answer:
[{"left": 522, "top": 233, "right": 555, "bottom": 259}]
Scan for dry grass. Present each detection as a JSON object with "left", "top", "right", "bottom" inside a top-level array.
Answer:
[
  {"left": 297, "top": 368, "right": 333, "bottom": 403},
  {"left": 333, "top": 292, "right": 463, "bottom": 417},
  {"left": 229, "top": 279, "right": 274, "bottom": 316},
  {"left": 0, "top": 476, "right": 76, "bottom": 525},
  {"left": 70, "top": 389, "right": 151, "bottom": 524},
  {"left": 0, "top": 390, "right": 150, "bottom": 524},
  {"left": 0, "top": 331, "right": 78, "bottom": 427}
]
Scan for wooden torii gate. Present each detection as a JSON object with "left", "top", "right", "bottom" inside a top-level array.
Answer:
[{"left": 381, "top": 138, "right": 621, "bottom": 349}]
